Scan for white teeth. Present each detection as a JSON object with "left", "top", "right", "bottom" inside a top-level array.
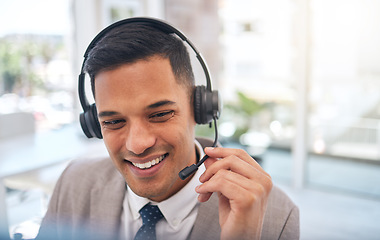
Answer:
[
  {"left": 145, "top": 161, "right": 151, "bottom": 168},
  {"left": 132, "top": 155, "right": 165, "bottom": 169}
]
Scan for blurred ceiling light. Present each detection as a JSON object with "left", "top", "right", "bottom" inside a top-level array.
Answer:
[{"left": 219, "top": 121, "right": 236, "bottom": 138}]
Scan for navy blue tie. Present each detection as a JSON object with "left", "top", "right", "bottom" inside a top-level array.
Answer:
[{"left": 134, "top": 204, "right": 164, "bottom": 240}]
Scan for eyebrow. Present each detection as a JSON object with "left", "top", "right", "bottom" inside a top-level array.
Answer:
[
  {"left": 146, "top": 100, "right": 176, "bottom": 109},
  {"left": 98, "top": 100, "right": 176, "bottom": 118},
  {"left": 98, "top": 111, "right": 119, "bottom": 118}
]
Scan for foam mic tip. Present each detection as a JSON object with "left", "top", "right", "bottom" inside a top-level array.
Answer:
[{"left": 178, "top": 164, "right": 198, "bottom": 180}]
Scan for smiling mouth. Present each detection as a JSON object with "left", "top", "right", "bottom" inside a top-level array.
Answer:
[{"left": 131, "top": 153, "right": 168, "bottom": 169}]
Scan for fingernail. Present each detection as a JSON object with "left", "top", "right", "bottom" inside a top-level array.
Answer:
[{"left": 199, "top": 173, "right": 205, "bottom": 182}]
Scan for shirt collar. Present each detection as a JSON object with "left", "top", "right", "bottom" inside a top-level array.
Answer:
[{"left": 126, "top": 140, "right": 205, "bottom": 229}]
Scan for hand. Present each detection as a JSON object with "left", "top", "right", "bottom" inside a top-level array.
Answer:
[{"left": 195, "top": 147, "right": 273, "bottom": 240}]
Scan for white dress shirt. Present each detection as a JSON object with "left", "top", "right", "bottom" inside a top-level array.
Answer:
[{"left": 121, "top": 140, "right": 206, "bottom": 240}]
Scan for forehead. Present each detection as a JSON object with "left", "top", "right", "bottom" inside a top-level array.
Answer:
[{"left": 94, "top": 57, "right": 188, "bottom": 110}]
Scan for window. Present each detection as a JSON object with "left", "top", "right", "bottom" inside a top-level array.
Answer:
[{"left": 0, "top": 0, "right": 73, "bottom": 132}]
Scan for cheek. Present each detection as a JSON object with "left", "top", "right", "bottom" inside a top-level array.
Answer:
[
  {"left": 103, "top": 133, "right": 124, "bottom": 158},
  {"left": 155, "top": 116, "right": 195, "bottom": 153},
  {"left": 182, "top": 101, "right": 197, "bottom": 140},
  {"left": 174, "top": 115, "right": 196, "bottom": 150}
]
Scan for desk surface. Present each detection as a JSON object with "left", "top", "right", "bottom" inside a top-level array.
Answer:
[{"left": 0, "top": 123, "right": 107, "bottom": 179}]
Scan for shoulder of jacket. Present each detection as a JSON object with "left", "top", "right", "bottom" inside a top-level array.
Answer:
[
  {"left": 56, "top": 157, "right": 122, "bottom": 191},
  {"left": 261, "top": 185, "right": 299, "bottom": 239}
]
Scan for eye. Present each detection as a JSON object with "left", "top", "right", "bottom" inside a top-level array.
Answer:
[
  {"left": 102, "top": 119, "right": 126, "bottom": 130},
  {"left": 149, "top": 110, "right": 174, "bottom": 123}
]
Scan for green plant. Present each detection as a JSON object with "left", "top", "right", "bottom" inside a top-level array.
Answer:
[{"left": 195, "top": 91, "right": 266, "bottom": 141}]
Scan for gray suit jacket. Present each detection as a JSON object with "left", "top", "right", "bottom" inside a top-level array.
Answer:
[{"left": 37, "top": 139, "right": 299, "bottom": 240}]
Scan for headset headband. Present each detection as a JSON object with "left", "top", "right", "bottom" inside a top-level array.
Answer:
[
  {"left": 78, "top": 17, "right": 213, "bottom": 112},
  {"left": 78, "top": 17, "right": 221, "bottom": 139}
]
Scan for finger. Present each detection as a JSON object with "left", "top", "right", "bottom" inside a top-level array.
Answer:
[
  {"left": 200, "top": 155, "right": 271, "bottom": 184},
  {"left": 196, "top": 190, "right": 213, "bottom": 202},
  {"left": 201, "top": 168, "right": 255, "bottom": 192},
  {"left": 204, "top": 147, "right": 271, "bottom": 177},
  {"left": 203, "top": 155, "right": 217, "bottom": 169},
  {"left": 196, "top": 172, "right": 255, "bottom": 207},
  {"left": 200, "top": 155, "right": 253, "bottom": 182},
  {"left": 205, "top": 147, "right": 258, "bottom": 166},
  {"left": 197, "top": 168, "right": 271, "bottom": 198}
]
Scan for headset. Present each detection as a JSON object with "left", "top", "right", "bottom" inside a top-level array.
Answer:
[{"left": 78, "top": 17, "right": 221, "bottom": 180}]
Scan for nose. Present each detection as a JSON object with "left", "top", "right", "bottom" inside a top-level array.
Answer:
[{"left": 125, "top": 120, "right": 156, "bottom": 155}]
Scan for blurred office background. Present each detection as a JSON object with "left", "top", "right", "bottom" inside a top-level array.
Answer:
[{"left": 1, "top": 0, "right": 380, "bottom": 239}]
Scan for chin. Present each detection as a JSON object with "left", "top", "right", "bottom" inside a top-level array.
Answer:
[{"left": 127, "top": 173, "right": 180, "bottom": 201}]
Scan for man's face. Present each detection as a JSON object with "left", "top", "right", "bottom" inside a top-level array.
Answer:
[{"left": 95, "top": 56, "right": 197, "bottom": 202}]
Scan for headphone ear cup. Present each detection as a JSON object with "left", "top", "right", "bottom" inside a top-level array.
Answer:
[
  {"left": 79, "top": 104, "right": 103, "bottom": 139},
  {"left": 194, "top": 86, "right": 210, "bottom": 124},
  {"left": 193, "top": 86, "right": 203, "bottom": 124},
  {"left": 194, "top": 85, "right": 222, "bottom": 125}
]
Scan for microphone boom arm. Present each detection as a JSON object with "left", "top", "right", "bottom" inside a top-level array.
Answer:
[{"left": 179, "top": 116, "right": 218, "bottom": 180}]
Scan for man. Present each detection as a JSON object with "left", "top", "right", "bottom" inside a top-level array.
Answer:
[{"left": 36, "top": 18, "right": 299, "bottom": 240}]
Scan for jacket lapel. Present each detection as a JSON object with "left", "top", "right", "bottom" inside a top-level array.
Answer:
[
  {"left": 189, "top": 138, "right": 221, "bottom": 240},
  {"left": 189, "top": 193, "right": 221, "bottom": 240},
  {"left": 89, "top": 172, "right": 125, "bottom": 239}
]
